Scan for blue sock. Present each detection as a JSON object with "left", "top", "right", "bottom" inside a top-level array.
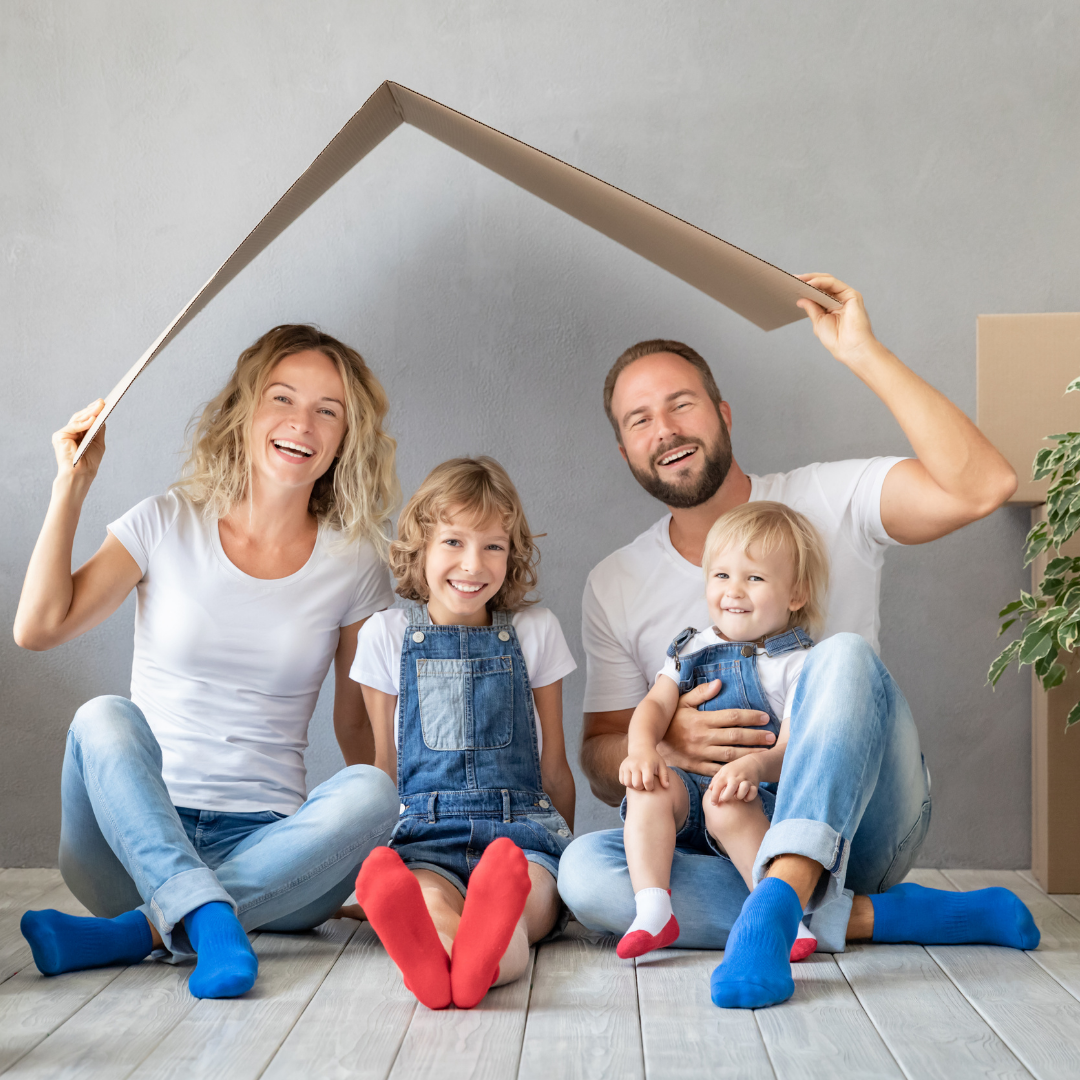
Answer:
[
  {"left": 183, "top": 901, "right": 258, "bottom": 999},
  {"left": 710, "top": 877, "right": 802, "bottom": 1009},
  {"left": 870, "top": 883, "right": 1040, "bottom": 949},
  {"left": 20, "top": 908, "right": 153, "bottom": 976}
]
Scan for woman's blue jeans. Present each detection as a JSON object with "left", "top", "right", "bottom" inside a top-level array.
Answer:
[
  {"left": 58, "top": 695, "right": 399, "bottom": 961},
  {"left": 558, "top": 634, "right": 932, "bottom": 952}
]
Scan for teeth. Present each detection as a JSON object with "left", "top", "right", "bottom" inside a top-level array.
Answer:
[
  {"left": 659, "top": 448, "right": 695, "bottom": 466},
  {"left": 451, "top": 581, "right": 484, "bottom": 593},
  {"left": 274, "top": 440, "right": 314, "bottom": 457}
]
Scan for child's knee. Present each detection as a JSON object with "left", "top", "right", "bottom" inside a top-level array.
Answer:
[{"left": 625, "top": 782, "right": 685, "bottom": 820}]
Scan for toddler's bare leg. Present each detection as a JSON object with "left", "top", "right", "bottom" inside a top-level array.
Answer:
[
  {"left": 493, "top": 863, "right": 558, "bottom": 986},
  {"left": 623, "top": 780, "right": 690, "bottom": 892},
  {"left": 703, "top": 797, "right": 770, "bottom": 891}
]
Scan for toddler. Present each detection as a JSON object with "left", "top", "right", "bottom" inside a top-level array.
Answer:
[
  {"left": 350, "top": 457, "right": 577, "bottom": 1009},
  {"left": 617, "top": 501, "right": 828, "bottom": 961}
]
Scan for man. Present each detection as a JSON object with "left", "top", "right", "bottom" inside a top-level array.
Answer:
[{"left": 557, "top": 274, "right": 1038, "bottom": 1008}]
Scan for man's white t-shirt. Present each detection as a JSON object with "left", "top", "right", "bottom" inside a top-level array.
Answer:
[
  {"left": 655, "top": 628, "right": 808, "bottom": 722},
  {"left": 109, "top": 491, "right": 395, "bottom": 814},
  {"left": 582, "top": 457, "right": 904, "bottom": 713},
  {"left": 351, "top": 607, "right": 577, "bottom": 753}
]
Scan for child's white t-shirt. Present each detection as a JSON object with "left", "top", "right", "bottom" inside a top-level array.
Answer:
[
  {"left": 108, "top": 490, "right": 395, "bottom": 814},
  {"left": 655, "top": 627, "right": 809, "bottom": 722},
  {"left": 351, "top": 606, "right": 577, "bottom": 752}
]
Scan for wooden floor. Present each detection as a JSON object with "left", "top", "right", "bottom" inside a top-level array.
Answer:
[{"left": 2, "top": 867, "right": 1079, "bottom": 1079}]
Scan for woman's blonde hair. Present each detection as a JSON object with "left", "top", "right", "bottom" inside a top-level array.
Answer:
[
  {"left": 702, "top": 501, "right": 830, "bottom": 638},
  {"left": 391, "top": 457, "right": 540, "bottom": 611},
  {"left": 175, "top": 325, "right": 400, "bottom": 552}
]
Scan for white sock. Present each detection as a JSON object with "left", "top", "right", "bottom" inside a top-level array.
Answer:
[
  {"left": 796, "top": 921, "right": 816, "bottom": 942},
  {"left": 625, "top": 888, "right": 673, "bottom": 937}
]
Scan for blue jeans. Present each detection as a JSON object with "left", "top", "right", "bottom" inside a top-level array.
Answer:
[
  {"left": 58, "top": 696, "right": 399, "bottom": 961},
  {"left": 558, "top": 634, "right": 932, "bottom": 952}
]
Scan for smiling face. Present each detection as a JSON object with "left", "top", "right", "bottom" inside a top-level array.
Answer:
[
  {"left": 423, "top": 507, "right": 511, "bottom": 627},
  {"left": 705, "top": 540, "right": 805, "bottom": 642},
  {"left": 610, "top": 352, "right": 734, "bottom": 509},
  {"left": 249, "top": 349, "right": 347, "bottom": 495}
]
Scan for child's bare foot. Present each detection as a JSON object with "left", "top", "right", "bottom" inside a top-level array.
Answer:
[{"left": 333, "top": 903, "right": 366, "bottom": 922}]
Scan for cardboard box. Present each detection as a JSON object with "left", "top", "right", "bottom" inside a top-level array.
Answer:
[
  {"left": 74, "top": 81, "right": 839, "bottom": 464},
  {"left": 976, "top": 314, "right": 1080, "bottom": 504}
]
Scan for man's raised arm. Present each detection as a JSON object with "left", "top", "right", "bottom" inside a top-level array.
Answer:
[{"left": 797, "top": 274, "right": 1017, "bottom": 544}]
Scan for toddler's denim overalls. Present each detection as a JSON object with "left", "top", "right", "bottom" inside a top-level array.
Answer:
[
  {"left": 620, "top": 625, "right": 813, "bottom": 859},
  {"left": 389, "top": 605, "right": 573, "bottom": 895}
]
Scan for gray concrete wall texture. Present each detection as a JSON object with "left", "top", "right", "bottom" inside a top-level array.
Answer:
[{"left": 4, "top": 1, "right": 1076, "bottom": 867}]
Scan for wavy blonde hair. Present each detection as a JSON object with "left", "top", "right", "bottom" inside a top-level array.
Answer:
[
  {"left": 175, "top": 325, "right": 399, "bottom": 552},
  {"left": 391, "top": 457, "right": 540, "bottom": 611},
  {"left": 702, "top": 501, "right": 830, "bottom": 638}
]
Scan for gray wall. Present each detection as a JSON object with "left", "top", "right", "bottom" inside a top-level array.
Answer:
[{"left": 4, "top": 1, "right": 1076, "bottom": 867}]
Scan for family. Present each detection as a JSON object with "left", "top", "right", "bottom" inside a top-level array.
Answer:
[{"left": 15, "top": 274, "right": 1040, "bottom": 1012}]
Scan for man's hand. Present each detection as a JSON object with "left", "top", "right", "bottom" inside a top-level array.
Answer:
[
  {"left": 706, "top": 756, "right": 765, "bottom": 804},
  {"left": 619, "top": 746, "right": 670, "bottom": 792},
  {"left": 796, "top": 274, "right": 878, "bottom": 368},
  {"left": 657, "top": 680, "right": 775, "bottom": 777}
]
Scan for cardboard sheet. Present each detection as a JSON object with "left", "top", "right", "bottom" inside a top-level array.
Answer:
[
  {"left": 976, "top": 313, "right": 1080, "bottom": 503},
  {"left": 74, "top": 81, "right": 840, "bottom": 464}
]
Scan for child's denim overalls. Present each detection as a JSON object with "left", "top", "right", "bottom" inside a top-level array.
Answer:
[
  {"left": 389, "top": 605, "right": 572, "bottom": 895},
  {"left": 620, "top": 625, "right": 813, "bottom": 859}
]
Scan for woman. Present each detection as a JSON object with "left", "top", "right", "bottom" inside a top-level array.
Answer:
[{"left": 15, "top": 325, "right": 401, "bottom": 998}]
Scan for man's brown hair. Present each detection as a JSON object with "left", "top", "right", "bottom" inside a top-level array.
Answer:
[{"left": 602, "top": 339, "right": 723, "bottom": 442}]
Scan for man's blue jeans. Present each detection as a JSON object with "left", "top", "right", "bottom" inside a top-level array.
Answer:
[
  {"left": 58, "top": 696, "right": 399, "bottom": 961},
  {"left": 558, "top": 634, "right": 932, "bottom": 952}
]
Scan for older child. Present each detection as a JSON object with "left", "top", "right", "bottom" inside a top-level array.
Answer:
[
  {"left": 617, "top": 502, "right": 827, "bottom": 962},
  {"left": 350, "top": 457, "right": 577, "bottom": 1010}
]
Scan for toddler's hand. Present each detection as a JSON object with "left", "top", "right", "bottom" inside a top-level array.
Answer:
[
  {"left": 619, "top": 749, "right": 670, "bottom": 792},
  {"left": 707, "top": 758, "right": 761, "bottom": 804}
]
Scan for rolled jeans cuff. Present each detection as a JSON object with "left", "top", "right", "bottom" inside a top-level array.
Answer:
[
  {"left": 140, "top": 866, "right": 235, "bottom": 961},
  {"left": 753, "top": 817, "right": 849, "bottom": 914}
]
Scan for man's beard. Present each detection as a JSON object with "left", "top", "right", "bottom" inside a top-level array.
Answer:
[{"left": 628, "top": 431, "right": 733, "bottom": 509}]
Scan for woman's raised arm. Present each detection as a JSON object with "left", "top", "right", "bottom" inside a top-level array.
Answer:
[{"left": 14, "top": 400, "right": 142, "bottom": 651}]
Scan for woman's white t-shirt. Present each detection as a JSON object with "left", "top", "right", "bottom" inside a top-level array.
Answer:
[
  {"left": 655, "top": 628, "right": 809, "bottom": 722},
  {"left": 108, "top": 491, "right": 394, "bottom": 814},
  {"left": 350, "top": 607, "right": 577, "bottom": 753}
]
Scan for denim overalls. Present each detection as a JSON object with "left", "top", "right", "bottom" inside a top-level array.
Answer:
[
  {"left": 389, "top": 605, "right": 572, "bottom": 895},
  {"left": 621, "top": 625, "right": 813, "bottom": 858}
]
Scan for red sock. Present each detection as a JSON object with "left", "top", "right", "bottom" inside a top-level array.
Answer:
[
  {"left": 355, "top": 846, "right": 451, "bottom": 1010},
  {"left": 450, "top": 838, "right": 532, "bottom": 1008}
]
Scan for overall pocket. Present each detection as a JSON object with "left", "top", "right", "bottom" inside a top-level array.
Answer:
[{"left": 416, "top": 655, "right": 514, "bottom": 750}]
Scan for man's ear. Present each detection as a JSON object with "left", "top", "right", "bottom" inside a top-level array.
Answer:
[
  {"left": 720, "top": 400, "right": 733, "bottom": 433},
  {"left": 618, "top": 443, "right": 628, "bottom": 462}
]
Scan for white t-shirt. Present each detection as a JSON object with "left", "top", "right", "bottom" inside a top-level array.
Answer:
[
  {"left": 109, "top": 491, "right": 394, "bottom": 813},
  {"left": 351, "top": 606, "right": 577, "bottom": 753},
  {"left": 655, "top": 628, "right": 808, "bottom": 722},
  {"left": 582, "top": 457, "right": 904, "bottom": 713}
]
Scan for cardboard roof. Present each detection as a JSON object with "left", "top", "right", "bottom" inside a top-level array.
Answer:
[{"left": 74, "top": 80, "right": 840, "bottom": 463}]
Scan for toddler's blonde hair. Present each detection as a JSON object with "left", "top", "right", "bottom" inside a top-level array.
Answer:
[
  {"left": 391, "top": 457, "right": 539, "bottom": 612},
  {"left": 702, "top": 501, "right": 829, "bottom": 638}
]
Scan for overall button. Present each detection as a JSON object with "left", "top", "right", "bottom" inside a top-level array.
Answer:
[
  {"left": 412, "top": 631, "right": 425, "bottom": 643},
  {"left": 399, "top": 803, "right": 407, "bottom": 815},
  {"left": 557, "top": 828, "right": 570, "bottom": 837},
  {"left": 498, "top": 630, "right": 511, "bottom": 642},
  {"left": 538, "top": 799, "right": 550, "bottom": 809},
  {"left": 741, "top": 645, "right": 754, "bottom": 657}
]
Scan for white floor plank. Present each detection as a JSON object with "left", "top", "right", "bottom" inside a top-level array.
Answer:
[
  {"left": 0, "top": 966, "right": 124, "bottom": 1074},
  {"left": 517, "top": 929, "right": 644, "bottom": 1080},
  {"left": 261, "top": 922, "right": 415, "bottom": 1080},
  {"left": 941, "top": 869, "right": 1080, "bottom": 1003},
  {"left": 635, "top": 948, "right": 775, "bottom": 1080},
  {"left": 388, "top": 952, "right": 534, "bottom": 1080},
  {"left": 0, "top": 881, "right": 90, "bottom": 984},
  {"left": 753, "top": 953, "right": 903, "bottom": 1079},
  {"left": 0, "top": 871, "right": 64, "bottom": 912},
  {"left": 836, "top": 944, "right": 1032, "bottom": 1080},
  {"left": 1017, "top": 870, "right": 1080, "bottom": 925},
  {"left": 127, "top": 920, "right": 356, "bottom": 1080},
  {"left": 3, "top": 959, "right": 195, "bottom": 1080}
]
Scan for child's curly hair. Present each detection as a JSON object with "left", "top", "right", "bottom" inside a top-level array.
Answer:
[{"left": 391, "top": 457, "right": 540, "bottom": 611}]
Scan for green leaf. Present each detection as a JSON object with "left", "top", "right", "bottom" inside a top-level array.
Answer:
[
  {"left": 1066, "top": 377, "right": 1080, "bottom": 394},
  {"left": 998, "top": 617, "right": 1019, "bottom": 636},
  {"left": 988, "top": 640, "right": 1022, "bottom": 686},
  {"left": 1045, "top": 556, "right": 1079, "bottom": 576},
  {"left": 1042, "top": 662, "right": 1068, "bottom": 691},
  {"left": 1059, "top": 620, "right": 1079, "bottom": 652},
  {"left": 997, "top": 599, "right": 1025, "bottom": 618},
  {"left": 1020, "top": 591, "right": 1038, "bottom": 610},
  {"left": 1018, "top": 630, "right": 1054, "bottom": 665},
  {"left": 1067, "top": 700, "right": 1080, "bottom": 729}
]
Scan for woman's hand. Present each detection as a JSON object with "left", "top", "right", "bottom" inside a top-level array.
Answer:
[
  {"left": 53, "top": 399, "right": 107, "bottom": 492},
  {"left": 619, "top": 747, "right": 670, "bottom": 792},
  {"left": 706, "top": 756, "right": 763, "bottom": 804}
]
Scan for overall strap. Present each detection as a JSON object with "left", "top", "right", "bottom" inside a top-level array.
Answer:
[
  {"left": 666, "top": 626, "right": 699, "bottom": 672},
  {"left": 762, "top": 626, "right": 814, "bottom": 656},
  {"left": 491, "top": 609, "right": 513, "bottom": 627},
  {"left": 406, "top": 604, "right": 434, "bottom": 627}
]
